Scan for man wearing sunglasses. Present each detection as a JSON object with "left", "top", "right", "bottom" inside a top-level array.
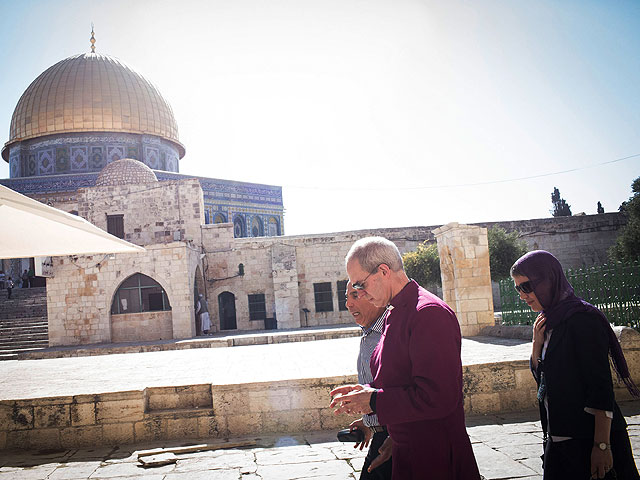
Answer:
[
  {"left": 330, "top": 236, "right": 480, "bottom": 480},
  {"left": 344, "top": 282, "right": 393, "bottom": 480}
]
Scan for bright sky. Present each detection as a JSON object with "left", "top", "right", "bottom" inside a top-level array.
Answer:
[{"left": 0, "top": 0, "right": 638, "bottom": 236}]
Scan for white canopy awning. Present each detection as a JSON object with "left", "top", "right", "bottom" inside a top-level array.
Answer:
[{"left": 0, "top": 184, "right": 145, "bottom": 259}]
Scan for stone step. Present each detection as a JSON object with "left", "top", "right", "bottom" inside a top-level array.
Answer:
[
  {"left": 0, "top": 335, "right": 48, "bottom": 343},
  {"left": 0, "top": 289, "right": 49, "bottom": 359},
  {"left": 0, "top": 318, "right": 48, "bottom": 328},
  {"left": 0, "top": 328, "right": 48, "bottom": 337},
  {"left": 0, "top": 335, "right": 49, "bottom": 350},
  {"left": 0, "top": 287, "right": 48, "bottom": 320},
  {"left": 0, "top": 332, "right": 49, "bottom": 348},
  {"left": 0, "top": 345, "right": 49, "bottom": 360},
  {"left": 0, "top": 308, "right": 48, "bottom": 319}
]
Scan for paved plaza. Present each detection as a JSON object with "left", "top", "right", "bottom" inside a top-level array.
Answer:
[
  {"left": 1, "top": 402, "right": 639, "bottom": 479},
  {"left": 1, "top": 331, "right": 638, "bottom": 478},
  {"left": 0, "top": 334, "right": 531, "bottom": 400}
]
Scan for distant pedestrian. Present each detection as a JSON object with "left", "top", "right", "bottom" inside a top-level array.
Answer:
[
  {"left": 27, "top": 268, "right": 35, "bottom": 287},
  {"left": 21, "top": 270, "right": 28, "bottom": 288},
  {"left": 7, "top": 277, "right": 14, "bottom": 299},
  {"left": 196, "top": 293, "right": 211, "bottom": 335}
]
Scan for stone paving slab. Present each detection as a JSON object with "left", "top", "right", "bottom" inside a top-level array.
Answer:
[
  {"left": 17, "top": 325, "right": 364, "bottom": 361},
  {"left": 1, "top": 404, "right": 640, "bottom": 479},
  {"left": 0, "top": 336, "right": 530, "bottom": 401}
]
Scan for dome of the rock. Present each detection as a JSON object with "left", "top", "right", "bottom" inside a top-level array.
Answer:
[{"left": 2, "top": 52, "right": 185, "bottom": 163}]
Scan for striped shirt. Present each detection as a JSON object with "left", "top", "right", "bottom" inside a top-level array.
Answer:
[{"left": 358, "top": 311, "right": 386, "bottom": 427}]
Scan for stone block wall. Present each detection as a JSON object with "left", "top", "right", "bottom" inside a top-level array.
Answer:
[
  {"left": 77, "top": 178, "right": 204, "bottom": 246},
  {"left": 111, "top": 311, "right": 173, "bottom": 343},
  {"left": 200, "top": 214, "right": 625, "bottom": 333},
  {"left": 46, "top": 243, "right": 197, "bottom": 346},
  {"left": 3, "top": 327, "right": 639, "bottom": 450},
  {"left": 0, "top": 377, "right": 360, "bottom": 451}
]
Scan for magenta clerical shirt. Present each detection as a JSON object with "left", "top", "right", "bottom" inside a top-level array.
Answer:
[{"left": 369, "top": 280, "right": 480, "bottom": 480}]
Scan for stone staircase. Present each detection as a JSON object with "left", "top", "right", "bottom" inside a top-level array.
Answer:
[{"left": 0, "top": 287, "right": 48, "bottom": 360}]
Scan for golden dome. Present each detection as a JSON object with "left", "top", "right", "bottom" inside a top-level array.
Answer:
[{"left": 2, "top": 53, "right": 185, "bottom": 161}]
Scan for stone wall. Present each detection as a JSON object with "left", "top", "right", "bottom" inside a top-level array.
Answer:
[
  {"left": 200, "top": 213, "right": 624, "bottom": 333},
  {"left": 77, "top": 178, "right": 204, "bottom": 246},
  {"left": 111, "top": 311, "right": 173, "bottom": 343},
  {"left": 46, "top": 243, "right": 199, "bottom": 346},
  {"left": 3, "top": 327, "right": 638, "bottom": 450}
]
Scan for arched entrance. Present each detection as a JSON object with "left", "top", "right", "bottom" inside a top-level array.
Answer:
[{"left": 218, "top": 291, "right": 237, "bottom": 330}]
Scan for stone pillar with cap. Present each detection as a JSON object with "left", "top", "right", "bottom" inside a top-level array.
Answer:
[{"left": 432, "top": 222, "right": 494, "bottom": 336}]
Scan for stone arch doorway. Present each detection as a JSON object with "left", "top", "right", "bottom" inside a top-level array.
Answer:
[
  {"left": 109, "top": 272, "right": 172, "bottom": 342},
  {"left": 218, "top": 291, "right": 237, "bottom": 330}
]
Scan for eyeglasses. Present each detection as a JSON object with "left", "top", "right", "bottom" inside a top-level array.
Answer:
[
  {"left": 352, "top": 264, "right": 382, "bottom": 291},
  {"left": 514, "top": 281, "right": 533, "bottom": 294}
]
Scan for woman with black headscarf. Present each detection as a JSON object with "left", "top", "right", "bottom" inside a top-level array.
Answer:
[{"left": 511, "top": 250, "right": 639, "bottom": 480}]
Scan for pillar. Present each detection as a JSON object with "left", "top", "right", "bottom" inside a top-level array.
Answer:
[
  {"left": 432, "top": 222, "right": 494, "bottom": 336},
  {"left": 271, "top": 243, "right": 301, "bottom": 329}
]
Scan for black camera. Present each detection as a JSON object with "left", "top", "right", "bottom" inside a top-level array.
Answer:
[{"left": 337, "top": 428, "right": 365, "bottom": 442}]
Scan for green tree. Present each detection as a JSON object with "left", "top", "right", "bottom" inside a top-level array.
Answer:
[
  {"left": 551, "top": 187, "right": 572, "bottom": 217},
  {"left": 487, "top": 227, "right": 529, "bottom": 281},
  {"left": 610, "top": 176, "right": 640, "bottom": 261},
  {"left": 403, "top": 241, "right": 441, "bottom": 288}
]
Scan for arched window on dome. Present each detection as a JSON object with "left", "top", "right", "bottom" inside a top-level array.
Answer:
[
  {"left": 251, "top": 216, "right": 264, "bottom": 237},
  {"left": 214, "top": 213, "right": 227, "bottom": 224},
  {"left": 233, "top": 215, "right": 245, "bottom": 238},
  {"left": 204, "top": 210, "right": 210, "bottom": 224},
  {"left": 268, "top": 217, "right": 280, "bottom": 236},
  {"left": 111, "top": 273, "right": 171, "bottom": 314}
]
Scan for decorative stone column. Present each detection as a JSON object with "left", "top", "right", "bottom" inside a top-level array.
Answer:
[
  {"left": 432, "top": 222, "right": 494, "bottom": 336},
  {"left": 271, "top": 243, "right": 301, "bottom": 329}
]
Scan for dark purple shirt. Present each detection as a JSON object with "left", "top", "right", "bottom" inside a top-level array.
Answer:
[{"left": 370, "top": 280, "right": 480, "bottom": 479}]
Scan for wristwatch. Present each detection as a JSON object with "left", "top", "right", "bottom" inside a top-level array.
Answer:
[{"left": 594, "top": 442, "right": 611, "bottom": 451}]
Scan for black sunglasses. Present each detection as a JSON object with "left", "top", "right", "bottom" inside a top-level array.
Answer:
[
  {"left": 514, "top": 281, "right": 533, "bottom": 294},
  {"left": 352, "top": 264, "right": 382, "bottom": 291}
]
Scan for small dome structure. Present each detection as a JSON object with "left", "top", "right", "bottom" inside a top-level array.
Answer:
[{"left": 96, "top": 158, "right": 158, "bottom": 186}]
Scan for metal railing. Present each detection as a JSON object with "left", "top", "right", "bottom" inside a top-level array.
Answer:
[{"left": 499, "top": 261, "right": 640, "bottom": 329}]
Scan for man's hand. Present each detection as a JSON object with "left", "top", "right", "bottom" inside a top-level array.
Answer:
[
  {"left": 349, "top": 418, "right": 372, "bottom": 450},
  {"left": 368, "top": 436, "right": 392, "bottom": 472},
  {"left": 330, "top": 384, "right": 364, "bottom": 398},
  {"left": 330, "top": 384, "right": 376, "bottom": 415}
]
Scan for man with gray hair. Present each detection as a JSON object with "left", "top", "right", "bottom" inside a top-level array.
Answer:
[{"left": 330, "top": 236, "right": 480, "bottom": 479}]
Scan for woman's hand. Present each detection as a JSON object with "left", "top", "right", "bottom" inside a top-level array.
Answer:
[
  {"left": 531, "top": 313, "right": 546, "bottom": 362},
  {"left": 349, "top": 418, "right": 372, "bottom": 450},
  {"left": 591, "top": 446, "right": 613, "bottom": 479}
]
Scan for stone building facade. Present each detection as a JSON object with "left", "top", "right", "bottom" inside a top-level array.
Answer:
[{"left": 38, "top": 163, "right": 626, "bottom": 347}]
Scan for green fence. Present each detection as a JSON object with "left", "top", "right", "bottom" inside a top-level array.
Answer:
[{"left": 499, "top": 261, "right": 640, "bottom": 329}]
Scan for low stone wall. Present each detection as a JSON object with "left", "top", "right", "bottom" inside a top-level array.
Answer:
[
  {"left": 0, "top": 377, "right": 358, "bottom": 451},
  {"left": 111, "top": 311, "right": 173, "bottom": 343},
  {"left": 3, "top": 328, "right": 638, "bottom": 451}
]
